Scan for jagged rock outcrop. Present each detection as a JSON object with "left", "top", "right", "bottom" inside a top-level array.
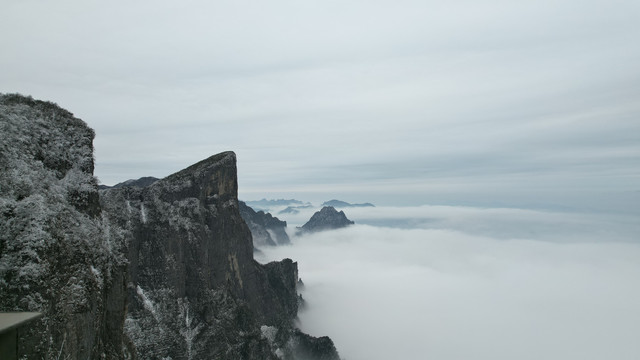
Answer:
[
  {"left": 298, "top": 206, "right": 355, "bottom": 234},
  {"left": 101, "top": 152, "right": 337, "bottom": 359},
  {"left": 0, "top": 94, "right": 340, "bottom": 360},
  {"left": 239, "top": 201, "right": 290, "bottom": 247},
  {"left": 0, "top": 94, "right": 130, "bottom": 359}
]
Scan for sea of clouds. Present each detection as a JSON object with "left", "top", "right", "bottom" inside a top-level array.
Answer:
[{"left": 256, "top": 205, "right": 640, "bottom": 360}]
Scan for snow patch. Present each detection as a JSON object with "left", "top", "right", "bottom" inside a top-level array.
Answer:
[
  {"left": 90, "top": 265, "right": 103, "bottom": 288},
  {"left": 140, "top": 203, "right": 148, "bottom": 224},
  {"left": 135, "top": 285, "right": 158, "bottom": 320},
  {"left": 260, "top": 325, "right": 278, "bottom": 344},
  {"left": 179, "top": 299, "right": 203, "bottom": 360},
  {"left": 100, "top": 213, "right": 113, "bottom": 253}
]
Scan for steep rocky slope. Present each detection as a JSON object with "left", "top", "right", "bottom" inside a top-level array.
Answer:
[
  {"left": 0, "top": 94, "right": 339, "bottom": 360},
  {"left": 101, "top": 152, "right": 327, "bottom": 359},
  {"left": 239, "top": 201, "right": 290, "bottom": 247},
  {"left": 0, "top": 94, "right": 129, "bottom": 358}
]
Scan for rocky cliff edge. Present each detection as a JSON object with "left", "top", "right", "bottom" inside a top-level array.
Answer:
[{"left": 0, "top": 94, "right": 339, "bottom": 360}]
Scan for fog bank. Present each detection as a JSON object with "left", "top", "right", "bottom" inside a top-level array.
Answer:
[{"left": 257, "top": 206, "right": 640, "bottom": 360}]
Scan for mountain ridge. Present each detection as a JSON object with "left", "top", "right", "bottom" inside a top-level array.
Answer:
[{"left": 322, "top": 199, "right": 374, "bottom": 208}]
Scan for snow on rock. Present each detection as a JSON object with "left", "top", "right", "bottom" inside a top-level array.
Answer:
[{"left": 0, "top": 93, "right": 129, "bottom": 359}]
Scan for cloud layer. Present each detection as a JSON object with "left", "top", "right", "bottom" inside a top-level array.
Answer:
[
  {"left": 258, "top": 206, "right": 640, "bottom": 360},
  {"left": 1, "top": 0, "right": 639, "bottom": 206}
]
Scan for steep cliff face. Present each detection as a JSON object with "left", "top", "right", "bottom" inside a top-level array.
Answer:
[
  {"left": 239, "top": 201, "right": 291, "bottom": 247},
  {"left": 101, "top": 152, "right": 337, "bottom": 360},
  {"left": 0, "top": 94, "right": 129, "bottom": 359}
]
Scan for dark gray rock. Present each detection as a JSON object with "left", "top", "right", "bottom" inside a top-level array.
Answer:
[
  {"left": 101, "top": 152, "right": 336, "bottom": 359},
  {"left": 298, "top": 206, "right": 355, "bottom": 234},
  {"left": 290, "top": 330, "right": 341, "bottom": 360},
  {"left": 0, "top": 93, "right": 130, "bottom": 359},
  {"left": 239, "top": 201, "right": 291, "bottom": 247}
]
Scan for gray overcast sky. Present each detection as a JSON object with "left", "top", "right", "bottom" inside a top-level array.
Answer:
[{"left": 2, "top": 0, "right": 639, "bottom": 208}]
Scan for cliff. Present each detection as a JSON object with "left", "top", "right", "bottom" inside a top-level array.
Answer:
[
  {"left": 100, "top": 152, "right": 316, "bottom": 359},
  {"left": 0, "top": 94, "right": 339, "bottom": 360}
]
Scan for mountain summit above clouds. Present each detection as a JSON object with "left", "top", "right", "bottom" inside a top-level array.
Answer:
[
  {"left": 298, "top": 206, "right": 355, "bottom": 234},
  {"left": 98, "top": 176, "right": 159, "bottom": 189}
]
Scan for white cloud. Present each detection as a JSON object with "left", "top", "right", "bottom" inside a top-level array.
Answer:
[{"left": 257, "top": 206, "right": 640, "bottom": 360}]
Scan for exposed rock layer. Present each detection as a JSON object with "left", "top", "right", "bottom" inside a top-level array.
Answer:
[{"left": 0, "top": 94, "right": 129, "bottom": 359}]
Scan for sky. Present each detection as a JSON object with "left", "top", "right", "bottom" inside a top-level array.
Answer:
[
  {"left": 1, "top": 0, "right": 639, "bottom": 209},
  {"left": 257, "top": 205, "right": 640, "bottom": 360}
]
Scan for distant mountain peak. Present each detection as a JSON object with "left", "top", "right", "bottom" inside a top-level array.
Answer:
[
  {"left": 298, "top": 206, "right": 354, "bottom": 234},
  {"left": 99, "top": 176, "right": 160, "bottom": 189},
  {"left": 1, "top": 95, "right": 339, "bottom": 360}
]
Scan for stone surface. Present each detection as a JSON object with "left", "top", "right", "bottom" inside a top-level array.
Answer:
[
  {"left": 0, "top": 93, "right": 130, "bottom": 359},
  {"left": 1, "top": 94, "right": 340, "bottom": 360},
  {"left": 101, "top": 152, "right": 338, "bottom": 360},
  {"left": 239, "top": 201, "right": 291, "bottom": 247}
]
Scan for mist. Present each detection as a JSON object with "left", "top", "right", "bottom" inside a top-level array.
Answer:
[{"left": 256, "top": 205, "right": 640, "bottom": 360}]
